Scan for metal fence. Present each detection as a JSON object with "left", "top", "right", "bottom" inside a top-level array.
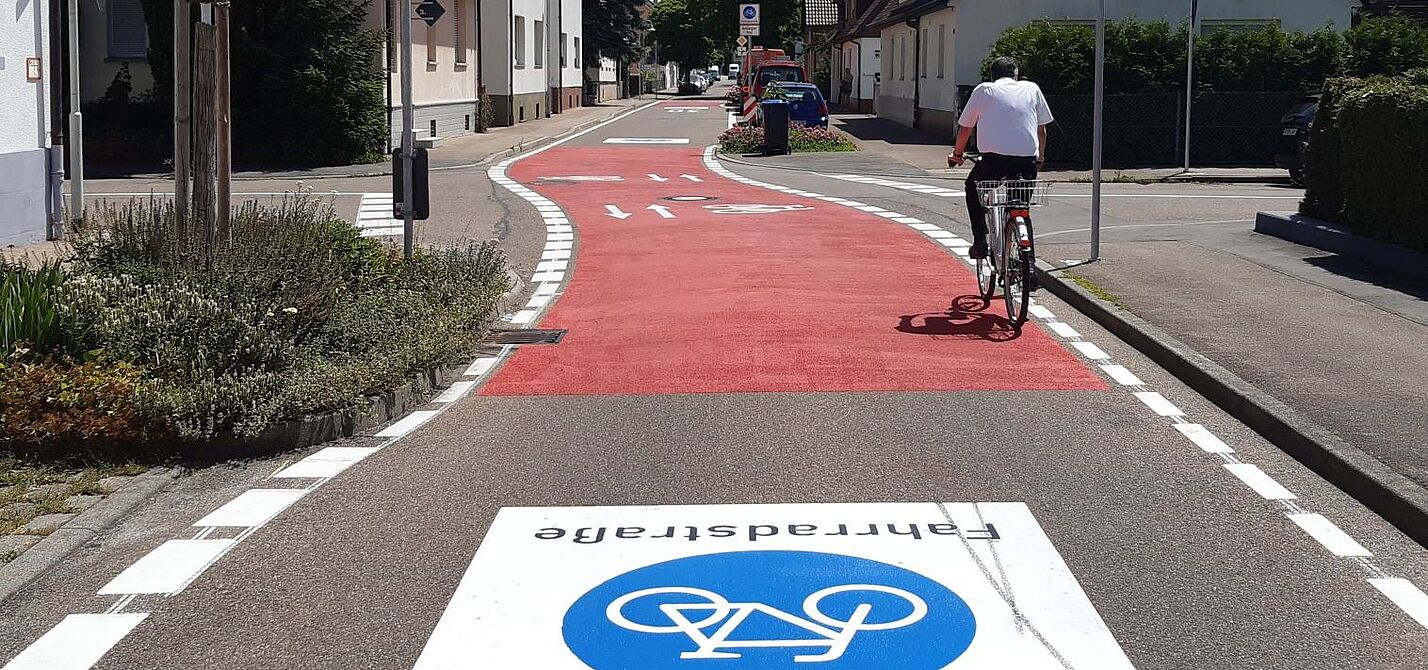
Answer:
[{"left": 963, "top": 90, "right": 1311, "bottom": 167}]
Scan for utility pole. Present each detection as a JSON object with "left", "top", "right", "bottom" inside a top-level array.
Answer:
[
  {"left": 66, "top": 0, "right": 83, "bottom": 226},
  {"left": 175, "top": 0, "right": 192, "bottom": 229},
  {"left": 1183, "top": 0, "right": 1198, "bottom": 172},
  {"left": 400, "top": 0, "right": 416, "bottom": 258},
  {"left": 1090, "top": 0, "right": 1105, "bottom": 262},
  {"left": 216, "top": 1, "right": 231, "bottom": 237}
]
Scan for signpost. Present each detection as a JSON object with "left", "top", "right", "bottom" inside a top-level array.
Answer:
[
  {"left": 415, "top": 0, "right": 446, "bottom": 26},
  {"left": 739, "top": 3, "right": 759, "bottom": 36},
  {"left": 393, "top": 0, "right": 444, "bottom": 257}
]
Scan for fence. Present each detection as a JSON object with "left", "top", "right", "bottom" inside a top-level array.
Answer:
[{"left": 958, "top": 89, "right": 1312, "bottom": 167}]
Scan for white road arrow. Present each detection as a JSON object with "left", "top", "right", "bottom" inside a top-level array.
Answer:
[
  {"left": 646, "top": 204, "right": 676, "bottom": 219},
  {"left": 680, "top": 175, "right": 704, "bottom": 182},
  {"left": 648, "top": 174, "right": 669, "bottom": 182},
  {"left": 604, "top": 205, "right": 633, "bottom": 220}
]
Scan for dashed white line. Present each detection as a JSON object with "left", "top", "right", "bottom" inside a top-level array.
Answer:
[
  {"left": 97, "top": 539, "right": 236, "bottom": 595},
  {"left": 1, "top": 613, "right": 149, "bottom": 670},
  {"left": 464, "top": 357, "right": 498, "bottom": 377},
  {"left": 1099, "top": 364, "right": 1144, "bottom": 386},
  {"left": 434, "top": 381, "right": 478, "bottom": 404},
  {"left": 192, "top": 489, "right": 309, "bottom": 528},
  {"left": 1047, "top": 322, "right": 1082, "bottom": 339},
  {"left": 1288, "top": 513, "right": 1373, "bottom": 558},
  {"left": 1369, "top": 579, "right": 1428, "bottom": 629},
  {"left": 1133, "top": 391, "right": 1185, "bottom": 417},
  {"left": 1223, "top": 463, "right": 1299, "bottom": 500},
  {"left": 1172, "top": 423, "right": 1235, "bottom": 454},
  {"left": 274, "top": 447, "right": 381, "bottom": 479},
  {"left": 374, "top": 410, "right": 440, "bottom": 438},
  {"left": 1071, "top": 341, "right": 1110, "bottom": 360}
]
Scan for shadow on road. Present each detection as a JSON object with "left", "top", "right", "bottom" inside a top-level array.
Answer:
[{"left": 896, "top": 295, "right": 1021, "bottom": 342}]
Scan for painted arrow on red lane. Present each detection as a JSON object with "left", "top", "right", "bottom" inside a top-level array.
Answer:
[
  {"left": 646, "top": 204, "right": 675, "bottom": 219},
  {"left": 604, "top": 205, "right": 632, "bottom": 220}
]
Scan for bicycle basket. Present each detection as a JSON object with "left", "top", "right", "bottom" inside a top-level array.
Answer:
[{"left": 974, "top": 180, "right": 1051, "bottom": 208}]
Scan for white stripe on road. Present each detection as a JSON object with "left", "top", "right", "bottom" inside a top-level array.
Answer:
[
  {"left": 1287, "top": 513, "right": 1372, "bottom": 557},
  {"left": 1133, "top": 391, "right": 1185, "bottom": 417},
  {"left": 433, "top": 381, "right": 478, "bottom": 404},
  {"left": 1, "top": 613, "right": 148, "bottom": 670},
  {"left": 375, "top": 410, "right": 440, "bottom": 438},
  {"left": 1369, "top": 578, "right": 1428, "bottom": 630},
  {"left": 98, "top": 539, "right": 236, "bottom": 595},
  {"left": 1029, "top": 304, "right": 1056, "bottom": 320},
  {"left": 464, "top": 357, "right": 498, "bottom": 377},
  {"left": 1047, "top": 322, "right": 1081, "bottom": 339},
  {"left": 1223, "top": 463, "right": 1298, "bottom": 500},
  {"left": 1099, "top": 364, "right": 1144, "bottom": 386},
  {"left": 602, "top": 138, "right": 690, "bottom": 144},
  {"left": 1071, "top": 341, "right": 1110, "bottom": 360},
  {"left": 274, "top": 447, "right": 381, "bottom": 479},
  {"left": 1172, "top": 423, "right": 1234, "bottom": 453},
  {"left": 192, "top": 489, "right": 309, "bottom": 528}
]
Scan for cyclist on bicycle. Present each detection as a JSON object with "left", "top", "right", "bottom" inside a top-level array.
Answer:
[{"left": 948, "top": 56, "right": 1053, "bottom": 259}]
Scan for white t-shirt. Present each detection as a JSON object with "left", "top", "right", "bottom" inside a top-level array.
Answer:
[{"left": 957, "top": 78, "right": 1054, "bottom": 158}]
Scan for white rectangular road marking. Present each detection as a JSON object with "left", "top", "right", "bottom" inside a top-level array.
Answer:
[
  {"left": 534, "top": 282, "right": 560, "bottom": 296},
  {"left": 1287, "top": 513, "right": 1372, "bottom": 557},
  {"left": 893, "top": 217, "right": 923, "bottom": 224},
  {"left": 1071, "top": 341, "right": 1110, "bottom": 360},
  {"left": 1369, "top": 578, "right": 1428, "bottom": 630},
  {"left": 193, "top": 489, "right": 309, "bottom": 527},
  {"left": 544, "top": 240, "right": 573, "bottom": 251},
  {"left": 1172, "top": 423, "right": 1234, "bottom": 453},
  {"left": 465, "top": 357, "right": 498, "bottom": 377},
  {"left": 434, "top": 381, "right": 478, "bottom": 404},
  {"left": 535, "top": 260, "right": 568, "bottom": 272},
  {"left": 98, "top": 539, "right": 235, "bottom": 595},
  {"left": 275, "top": 446, "right": 381, "bottom": 479},
  {"left": 1099, "top": 364, "right": 1144, "bottom": 386},
  {"left": 376, "top": 410, "right": 440, "bottom": 438},
  {"left": 530, "top": 271, "right": 565, "bottom": 283},
  {"left": 526, "top": 294, "right": 551, "bottom": 309},
  {"left": 541, "top": 249, "right": 571, "bottom": 260},
  {"left": 509, "top": 309, "right": 539, "bottom": 324},
  {"left": 908, "top": 223, "right": 940, "bottom": 231},
  {"left": 925, "top": 231, "right": 957, "bottom": 240},
  {"left": 602, "top": 138, "right": 690, "bottom": 144},
  {"left": 1047, "top": 322, "right": 1081, "bottom": 338},
  {"left": 1223, "top": 463, "right": 1298, "bottom": 500},
  {"left": 1133, "top": 391, "right": 1185, "bottom": 417},
  {"left": 3, "top": 613, "right": 149, "bottom": 670},
  {"left": 1029, "top": 304, "right": 1055, "bottom": 319}
]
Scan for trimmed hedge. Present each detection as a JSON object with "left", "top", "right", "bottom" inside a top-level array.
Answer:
[{"left": 1301, "top": 75, "right": 1428, "bottom": 251}]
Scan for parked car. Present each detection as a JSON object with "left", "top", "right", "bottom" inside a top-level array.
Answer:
[
  {"left": 678, "top": 78, "right": 701, "bottom": 95},
  {"left": 1275, "top": 95, "right": 1318, "bottom": 186},
  {"left": 753, "top": 82, "right": 829, "bottom": 129}
]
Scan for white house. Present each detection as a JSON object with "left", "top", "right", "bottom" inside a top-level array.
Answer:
[
  {"left": 590, "top": 56, "right": 620, "bottom": 102},
  {"left": 2, "top": 0, "right": 56, "bottom": 245},
  {"left": 868, "top": 0, "right": 1359, "bottom": 135},
  {"left": 378, "top": 0, "right": 481, "bottom": 145},
  {"left": 830, "top": 0, "right": 884, "bottom": 113},
  {"left": 482, "top": 0, "right": 581, "bottom": 125}
]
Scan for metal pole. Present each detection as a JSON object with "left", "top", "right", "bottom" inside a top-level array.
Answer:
[
  {"left": 1183, "top": 0, "right": 1197, "bottom": 172},
  {"left": 66, "top": 0, "right": 82, "bottom": 224},
  {"left": 1090, "top": 0, "right": 1104, "bottom": 262},
  {"left": 400, "top": 0, "right": 415, "bottom": 258}
]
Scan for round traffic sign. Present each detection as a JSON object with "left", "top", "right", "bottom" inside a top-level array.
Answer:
[{"left": 742, "top": 5, "right": 757, "bottom": 19}]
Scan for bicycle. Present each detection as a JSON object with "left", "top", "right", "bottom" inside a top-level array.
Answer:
[{"left": 969, "top": 171, "right": 1051, "bottom": 327}]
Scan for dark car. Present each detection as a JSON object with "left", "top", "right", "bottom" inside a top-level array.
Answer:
[
  {"left": 1274, "top": 95, "right": 1318, "bottom": 185},
  {"left": 754, "top": 83, "right": 829, "bottom": 129}
]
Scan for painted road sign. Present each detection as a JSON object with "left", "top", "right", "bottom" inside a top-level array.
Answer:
[
  {"left": 414, "top": 0, "right": 445, "bottom": 25},
  {"left": 413, "top": 503, "right": 1135, "bottom": 669}
]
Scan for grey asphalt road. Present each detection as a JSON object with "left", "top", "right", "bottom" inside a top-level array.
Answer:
[{"left": 3, "top": 90, "right": 1426, "bottom": 669}]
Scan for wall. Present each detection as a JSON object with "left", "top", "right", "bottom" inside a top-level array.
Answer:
[
  {"left": 377, "top": 0, "right": 479, "bottom": 142},
  {"left": 877, "top": 24, "right": 916, "bottom": 126},
  {"left": 950, "top": 0, "right": 1355, "bottom": 87},
  {"left": 560, "top": 0, "right": 582, "bottom": 92},
  {"left": 79, "top": 0, "right": 155, "bottom": 103},
  {"left": 1, "top": 0, "right": 52, "bottom": 244},
  {"left": 511, "top": 0, "right": 548, "bottom": 98}
]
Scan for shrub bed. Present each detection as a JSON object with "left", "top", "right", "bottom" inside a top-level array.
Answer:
[
  {"left": 718, "top": 125, "right": 856, "bottom": 154},
  {"left": 0, "top": 195, "right": 509, "bottom": 455},
  {"left": 1301, "top": 74, "right": 1428, "bottom": 251}
]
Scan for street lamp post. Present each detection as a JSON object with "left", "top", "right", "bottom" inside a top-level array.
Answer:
[
  {"left": 1090, "top": 0, "right": 1105, "bottom": 261},
  {"left": 1183, "top": 0, "right": 1198, "bottom": 172}
]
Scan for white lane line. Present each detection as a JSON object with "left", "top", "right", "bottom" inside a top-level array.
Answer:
[
  {"left": 534, "top": 260, "right": 568, "bottom": 272},
  {"left": 1071, "top": 341, "right": 1110, "bottom": 360},
  {"left": 924, "top": 230, "right": 957, "bottom": 240},
  {"left": 1133, "top": 391, "right": 1185, "bottom": 417},
  {"left": 602, "top": 138, "right": 690, "bottom": 144},
  {"left": 1099, "top": 364, "right": 1144, "bottom": 386},
  {"left": 98, "top": 539, "right": 235, "bottom": 595},
  {"left": 1287, "top": 513, "right": 1373, "bottom": 557},
  {"left": 534, "top": 282, "right": 560, "bottom": 296},
  {"left": 508, "top": 309, "right": 539, "bottom": 324},
  {"left": 192, "top": 489, "right": 309, "bottom": 528},
  {"left": 1172, "top": 423, "right": 1234, "bottom": 453},
  {"left": 908, "top": 223, "right": 940, "bottom": 231},
  {"left": 540, "top": 249, "right": 571, "bottom": 261},
  {"left": 1369, "top": 578, "right": 1428, "bottom": 630},
  {"left": 2, "top": 613, "right": 149, "bottom": 670},
  {"left": 1029, "top": 304, "right": 1055, "bottom": 320},
  {"left": 464, "top": 357, "right": 498, "bottom": 377},
  {"left": 375, "top": 410, "right": 440, "bottom": 438},
  {"left": 274, "top": 447, "right": 381, "bottom": 479},
  {"left": 530, "top": 271, "right": 564, "bottom": 283},
  {"left": 544, "top": 240, "right": 573, "bottom": 251},
  {"left": 1047, "top": 322, "right": 1081, "bottom": 339},
  {"left": 1223, "top": 463, "right": 1299, "bottom": 500},
  {"left": 433, "top": 381, "right": 477, "bottom": 404},
  {"left": 526, "top": 294, "right": 551, "bottom": 309}
]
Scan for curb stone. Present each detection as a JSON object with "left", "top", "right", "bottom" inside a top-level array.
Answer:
[
  {"left": 0, "top": 468, "right": 179, "bottom": 605},
  {"left": 1034, "top": 259, "right": 1428, "bottom": 548}
]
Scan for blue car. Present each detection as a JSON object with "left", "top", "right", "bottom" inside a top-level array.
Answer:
[{"left": 756, "top": 82, "right": 829, "bottom": 129}]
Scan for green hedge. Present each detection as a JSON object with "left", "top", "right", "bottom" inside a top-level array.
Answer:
[{"left": 1301, "top": 75, "right": 1428, "bottom": 251}]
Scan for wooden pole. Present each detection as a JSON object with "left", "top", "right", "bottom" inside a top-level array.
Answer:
[
  {"left": 174, "top": 0, "right": 192, "bottom": 230},
  {"left": 194, "top": 15, "right": 217, "bottom": 239},
  {"left": 216, "top": 1, "right": 231, "bottom": 238}
]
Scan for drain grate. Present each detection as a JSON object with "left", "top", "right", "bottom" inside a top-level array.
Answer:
[{"left": 482, "top": 329, "right": 567, "bottom": 345}]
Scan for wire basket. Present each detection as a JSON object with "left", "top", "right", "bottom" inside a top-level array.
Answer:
[{"left": 974, "top": 180, "right": 1052, "bottom": 208}]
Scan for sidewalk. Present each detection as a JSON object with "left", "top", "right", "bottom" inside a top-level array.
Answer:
[
  {"left": 828, "top": 113, "right": 1290, "bottom": 183},
  {"left": 1037, "top": 233, "right": 1428, "bottom": 513}
]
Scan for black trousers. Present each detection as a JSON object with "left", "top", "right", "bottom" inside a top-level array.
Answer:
[{"left": 965, "top": 153, "right": 1039, "bottom": 240}]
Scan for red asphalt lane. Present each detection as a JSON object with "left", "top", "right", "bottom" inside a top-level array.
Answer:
[{"left": 482, "top": 146, "right": 1105, "bottom": 395}]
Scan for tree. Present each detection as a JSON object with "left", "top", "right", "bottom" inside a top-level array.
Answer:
[
  {"left": 1345, "top": 15, "right": 1428, "bottom": 77},
  {"left": 649, "top": 0, "right": 803, "bottom": 71},
  {"left": 650, "top": 0, "right": 717, "bottom": 69},
  {"left": 583, "top": 0, "right": 647, "bottom": 66}
]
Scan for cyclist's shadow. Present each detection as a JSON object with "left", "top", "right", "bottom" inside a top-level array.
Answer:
[{"left": 896, "top": 295, "right": 1021, "bottom": 342}]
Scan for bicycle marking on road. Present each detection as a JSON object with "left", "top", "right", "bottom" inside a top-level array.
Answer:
[{"left": 703, "top": 147, "right": 1428, "bottom": 635}]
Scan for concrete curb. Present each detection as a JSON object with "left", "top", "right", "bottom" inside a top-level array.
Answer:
[
  {"left": 1255, "top": 212, "right": 1428, "bottom": 282},
  {"left": 1034, "top": 260, "right": 1428, "bottom": 547},
  {"left": 0, "top": 468, "right": 179, "bottom": 605}
]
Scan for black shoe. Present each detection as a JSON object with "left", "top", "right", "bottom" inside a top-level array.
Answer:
[{"left": 968, "top": 239, "right": 989, "bottom": 259}]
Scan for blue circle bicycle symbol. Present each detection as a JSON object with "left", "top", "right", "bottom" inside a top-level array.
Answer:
[
  {"left": 563, "top": 551, "right": 976, "bottom": 669},
  {"left": 742, "top": 5, "right": 757, "bottom": 19}
]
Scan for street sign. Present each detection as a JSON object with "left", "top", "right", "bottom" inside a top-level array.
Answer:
[
  {"left": 736, "top": 35, "right": 748, "bottom": 47},
  {"left": 414, "top": 0, "right": 445, "bottom": 26},
  {"left": 413, "top": 503, "right": 1137, "bottom": 669},
  {"left": 739, "top": 3, "right": 759, "bottom": 36},
  {"left": 735, "top": 46, "right": 748, "bottom": 56}
]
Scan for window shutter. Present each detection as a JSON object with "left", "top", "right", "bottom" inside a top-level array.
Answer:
[{"left": 108, "top": 0, "right": 148, "bottom": 60}]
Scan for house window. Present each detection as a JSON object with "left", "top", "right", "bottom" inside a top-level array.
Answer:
[
  {"left": 937, "top": 24, "right": 945, "bottom": 78},
  {"left": 574, "top": 37, "right": 580, "bottom": 69},
  {"left": 388, "top": 0, "right": 399, "bottom": 72},
  {"left": 561, "top": 32, "right": 568, "bottom": 67},
  {"left": 514, "top": 15, "right": 526, "bottom": 67},
  {"left": 920, "top": 27, "right": 928, "bottom": 78},
  {"left": 427, "top": 21, "right": 437, "bottom": 64},
  {"left": 1200, "top": 19, "right": 1280, "bottom": 35},
  {"left": 455, "top": 0, "right": 467, "bottom": 65},
  {"left": 107, "top": 0, "right": 148, "bottom": 59},
  {"left": 899, "top": 34, "right": 907, "bottom": 80},
  {"left": 534, "top": 20, "right": 545, "bottom": 68}
]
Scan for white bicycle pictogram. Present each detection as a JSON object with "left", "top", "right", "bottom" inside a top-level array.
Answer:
[{"left": 605, "top": 585, "right": 928, "bottom": 663}]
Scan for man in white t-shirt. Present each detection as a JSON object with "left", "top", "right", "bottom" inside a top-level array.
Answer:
[{"left": 949, "top": 57, "right": 1054, "bottom": 259}]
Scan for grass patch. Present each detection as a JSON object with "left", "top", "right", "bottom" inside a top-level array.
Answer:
[
  {"left": 1064, "top": 172, "right": 1160, "bottom": 185},
  {"left": 1066, "top": 272, "right": 1130, "bottom": 311},
  {"left": 0, "top": 457, "right": 147, "bottom": 535}
]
